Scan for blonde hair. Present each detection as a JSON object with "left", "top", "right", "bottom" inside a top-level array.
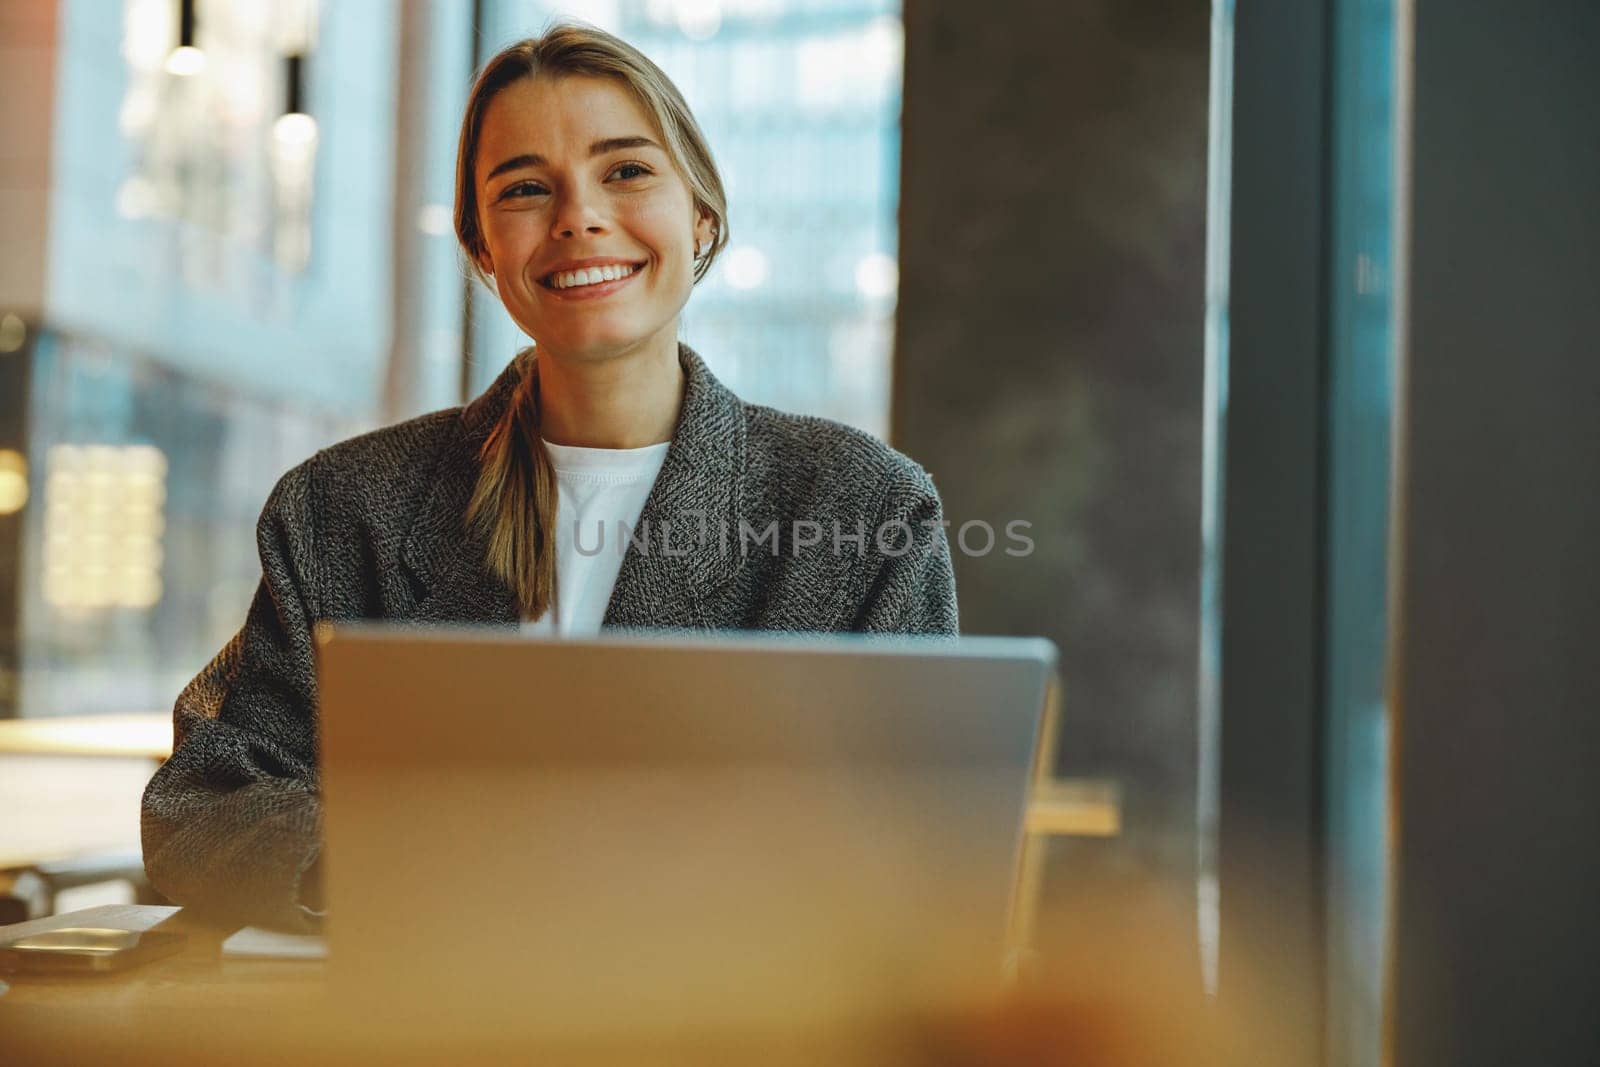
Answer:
[{"left": 456, "top": 24, "right": 729, "bottom": 620}]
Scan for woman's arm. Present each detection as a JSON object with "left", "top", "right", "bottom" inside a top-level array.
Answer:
[
  {"left": 849, "top": 465, "right": 960, "bottom": 635},
  {"left": 141, "top": 458, "right": 326, "bottom": 932}
]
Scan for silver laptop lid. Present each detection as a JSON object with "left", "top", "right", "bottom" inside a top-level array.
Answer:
[{"left": 317, "top": 628, "right": 1056, "bottom": 1044}]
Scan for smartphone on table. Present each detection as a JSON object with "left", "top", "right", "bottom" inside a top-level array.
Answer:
[{"left": 0, "top": 927, "right": 187, "bottom": 974}]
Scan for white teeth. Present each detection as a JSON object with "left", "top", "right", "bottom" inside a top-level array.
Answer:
[{"left": 548, "top": 263, "right": 637, "bottom": 290}]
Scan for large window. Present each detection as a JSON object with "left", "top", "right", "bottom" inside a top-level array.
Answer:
[
  {"left": 10, "top": 0, "right": 399, "bottom": 717},
  {"left": 9, "top": 2, "right": 905, "bottom": 719},
  {"left": 14, "top": 328, "right": 361, "bottom": 718}
]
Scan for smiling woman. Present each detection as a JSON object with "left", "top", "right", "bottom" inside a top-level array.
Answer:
[
  {"left": 139, "top": 23, "right": 960, "bottom": 931},
  {"left": 452, "top": 33, "right": 731, "bottom": 619}
]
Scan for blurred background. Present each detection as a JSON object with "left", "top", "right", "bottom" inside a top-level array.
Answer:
[
  {"left": 1, "top": 0, "right": 1216, "bottom": 1017},
  {"left": 4, "top": 1, "right": 1598, "bottom": 1064},
  {"left": 1, "top": 0, "right": 913, "bottom": 720}
]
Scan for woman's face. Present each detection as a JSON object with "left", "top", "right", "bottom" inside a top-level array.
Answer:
[{"left": 473, "top": 74, "right": 712, "bottom": 364}]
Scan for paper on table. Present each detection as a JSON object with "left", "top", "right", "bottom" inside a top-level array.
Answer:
[{"left": 221, "top": 926, "right": 328, "bottom": 960}]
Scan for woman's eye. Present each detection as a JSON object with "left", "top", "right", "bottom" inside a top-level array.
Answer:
[
  {"left": 501, "top": 181, "right": 547, "bottom": 200},
  {"left": 609, "top": 163, "right": 651, "bottom": 181}
]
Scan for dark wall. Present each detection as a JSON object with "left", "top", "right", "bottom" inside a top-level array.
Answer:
[
  {"left": 1393, "top": 2, "right": 1600, "bottom": 1064},
  {"left": 895, "top": 1, "right": 1209, "bottom": 888}
]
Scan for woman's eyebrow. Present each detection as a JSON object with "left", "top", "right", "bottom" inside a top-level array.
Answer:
[
  {"left": 588, "top": 135, "right": 662, "bottom": 156},
  {"left": 485, "top": 153, "right": 546, "bottom": 183},
  {"left": 484, "top": 137, "right": 664, "bottom": 184}
]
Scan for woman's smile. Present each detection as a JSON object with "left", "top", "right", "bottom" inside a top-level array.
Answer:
[{"left": 538, "top": 257, "right": 648, "bottom": 299}]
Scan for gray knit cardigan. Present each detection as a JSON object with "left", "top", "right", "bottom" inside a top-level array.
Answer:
[{"left": 140, "top": 344, "right": 958, "bottom": 931}]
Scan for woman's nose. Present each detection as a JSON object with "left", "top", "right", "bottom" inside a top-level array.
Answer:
[{"left": 551, "top": 188, "right": 607, "bottom": 239}]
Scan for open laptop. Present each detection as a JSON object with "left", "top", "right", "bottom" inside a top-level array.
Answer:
[{"left": 315, "top": 626, "right": 1056, "bottom": 1047}]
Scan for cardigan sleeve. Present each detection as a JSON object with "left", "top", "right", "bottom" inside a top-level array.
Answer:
[
  {"left": 849, "top": 465, "right": 961, "bottom": 636},
  {"left": 141, "top": 458, "right": 326, "bottom": 932}
]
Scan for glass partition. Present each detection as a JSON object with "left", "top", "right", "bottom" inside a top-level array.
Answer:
[
  {"left": 14, "top": 328, "right": 363, "bottom": 718},
  {"left": 1324, "top": 0, "right": 1400, "bottom": 1062}
]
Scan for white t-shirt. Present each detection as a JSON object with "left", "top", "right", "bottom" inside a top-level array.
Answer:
[{"left": 519, "top": 436, "right": 671, "bottom": 638}]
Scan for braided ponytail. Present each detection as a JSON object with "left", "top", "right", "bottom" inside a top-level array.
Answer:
[{"left": 466, "top": 350, "right": 558, "bottom": 620}]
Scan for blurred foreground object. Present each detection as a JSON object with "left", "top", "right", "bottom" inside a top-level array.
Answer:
[{"left": 0, "top": 883, "right": 1308, "bottom": 1066}]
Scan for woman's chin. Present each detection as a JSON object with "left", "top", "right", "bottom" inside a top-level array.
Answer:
[
  {"left": 537, "top": 331, "right": 658, "bottom": 365},
  {"left": 534, "top": 318, "right": 680, "bottom": 364}
]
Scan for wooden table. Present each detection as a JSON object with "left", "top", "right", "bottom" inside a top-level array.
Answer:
[
  {"left": 0, "top": 896, "right": 1282, "bottom": 1067},
  {"left": 0, "top": 907, "right": 1000, "bottom": 1066},
  {"left": 0, "top": 906, "right": 334, "bottom": 1065},
  {"left": 0, "top": 898, "right": 1250, "bottom": 1067}
]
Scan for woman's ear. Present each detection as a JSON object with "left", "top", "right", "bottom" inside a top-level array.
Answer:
[
  {"left": 475, "top": 250, "right": 495, "bottom": 279},
  {"left": 693, "top": 210, "right": 715, "bottom": 255}
]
